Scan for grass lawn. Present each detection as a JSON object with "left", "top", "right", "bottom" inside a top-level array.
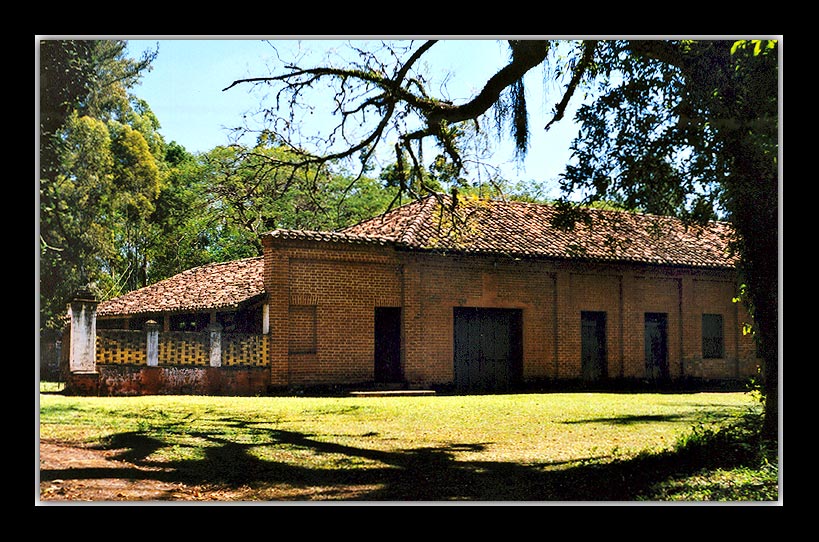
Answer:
[{"left": 38, "top": 388, "right": 778, "bottom": 502}]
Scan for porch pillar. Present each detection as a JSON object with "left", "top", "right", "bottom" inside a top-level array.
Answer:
[
  {"left": 145, "top": 320, "right": 159, "bottom": 367},
  {"left": 209, "top": 322, "right": 223, "bottom": 367}
]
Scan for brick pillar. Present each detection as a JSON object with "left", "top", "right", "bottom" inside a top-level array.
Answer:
[
  {"left": 401, "top": 256, "right": 424, "bottom": 385},
  {"left": 65, "top": 289, "right": 100, "bottom": 395},
  {"left": 554, "top": 270, "right": 572, "bottom": 379},
  {"left": 209, "top": 322, "right": 223, "bottom": 367},
  {"left": 620, "top": 273, "right": 642, "bottom": 378},
  {"left": 146, "top": 320, "right": 159, "bottom": 367},
  {"left": 68, "top": 289, "right": 98, "bottom": 374},
  {"left": 619, "top": 272, "right": 636, "bottom": 378},
  {"left": 679, "top": 275, "right": 695, "bottom": 377},
  {"left": 263, "top": 236, "right": 290, "bottom": 387}
]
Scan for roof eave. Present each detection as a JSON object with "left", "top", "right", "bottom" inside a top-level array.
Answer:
[{"left": 393, "top": 244, "right": 737, "bottom": 270}]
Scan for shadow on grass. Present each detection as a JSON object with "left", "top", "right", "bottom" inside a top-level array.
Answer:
[
  {"left": 562, "top": 414, "right": 688, "bottom": 425},
  {"left": 562, "top": 409, "right": 742, "bottom": 426},
  {"left": 39, "top": 414, "right": 774, "bottom": 502}
]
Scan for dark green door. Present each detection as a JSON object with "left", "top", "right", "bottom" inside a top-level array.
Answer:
[
  {"left": 644, "top": 312, "right": 669, "bottom": 380},
  {"left": 581, "top": 311, "right": 607, "bottom": 381},
  {"left": 453, "top": 307, "right": 523, "bottom": 392}
]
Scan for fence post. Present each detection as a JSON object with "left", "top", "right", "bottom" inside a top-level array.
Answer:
[
  {"left": 68, "top": 289, "right": 98, "bottom": 374},
  {"left": 146, "top": 320, "right": 159, "bottom": 367},
  {"left": 209, "top": 322, "right": 223, "bottom": 367}
]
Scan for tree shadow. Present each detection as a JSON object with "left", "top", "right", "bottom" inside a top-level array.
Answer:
[
  {"left": 562, "top": 414, "right": 687, "bottom": 425},
  {"left": 562, "top": 410, "right": 740, "bottom": 426},
  {"left": 39, "top": 414, "right": 769, "bottom": 502}
]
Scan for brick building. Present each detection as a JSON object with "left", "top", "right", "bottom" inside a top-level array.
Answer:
[{"left": 84, "top": 194, "right": 759, "bottom": 395}]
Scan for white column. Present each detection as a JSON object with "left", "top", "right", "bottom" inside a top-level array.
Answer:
[
  {"left": 209, "top": 323, "right": 223, "bottom": 367},
  {"left": 146, "top": 320, "right": 159, "bottom": 367}
]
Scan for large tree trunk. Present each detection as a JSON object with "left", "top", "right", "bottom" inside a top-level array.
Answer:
[
  {"left": 757, "top": 296, "right": 779, "bottom": 440},
  {"left": 723, "top": 135, "right": 779, "bottom": 442},
  {"left": 695, "top": 41, "right": 779, "bottom": 442}
]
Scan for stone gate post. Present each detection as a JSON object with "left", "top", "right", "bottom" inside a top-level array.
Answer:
[
  {"left": 68, "top": 289, "right": 98, "bottom": 374},
  {"left": 65, "top": 289, "right": 100, "bottom": 395}
]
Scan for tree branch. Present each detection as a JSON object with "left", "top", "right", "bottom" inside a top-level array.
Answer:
[
  {"left": 427, "top": 40, "right": 551, "bottom": 127},
  {"left": 545, "top": 40, "right": 598, "bottom": 131}
]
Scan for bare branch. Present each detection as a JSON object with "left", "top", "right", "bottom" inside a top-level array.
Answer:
[
  {"left": 427, "top": 41, "right": 551, "bottom": 127},
  {"left": 223, "top": 40, "right": 556, "bottom": 194}
]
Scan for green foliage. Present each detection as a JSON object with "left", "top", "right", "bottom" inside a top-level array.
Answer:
[
  {"left": 640, "top": 411, "right": 777, "bottom": 501},
  {"left": 556, "top": 40, "right": 779, "bottom": 438},
  {"left": 562, "top": 41, "right": 719, "bottom": 222},
  {"left": 379, "top": 152, "right": 444, "bottom": 196},
  {"left": 39, "top": 40, "right": 161, "bottom": 329},
  {"left": 142, "top": 141, "right": 399, "bottom": 284}
]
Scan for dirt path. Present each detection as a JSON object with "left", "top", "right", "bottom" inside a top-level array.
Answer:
[{"left": 38, "top": 439, "right": 236, "bottom": 502}]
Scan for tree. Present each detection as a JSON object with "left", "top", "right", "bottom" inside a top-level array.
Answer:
[
  {"left": 224, "top": 39, "right": 780, "bottom": 440},
  {"left": 144, "top": 139, "right": 400, "bottom": 281},
  {"left": 199, "top": 141, "right": 398, "bottom": 248},
  {"left": 140, "top": 141, "right": 215, "bottom": 282},
  {"left": 39, "top": 39, "right": 159, "bottom": 330}
]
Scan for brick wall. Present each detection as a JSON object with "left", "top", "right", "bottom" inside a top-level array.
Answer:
[
  {"left": 404, "top": 254, "right": 553, "bottom": 385},
  {"left": 263, "top": 237, "right": 761, "bottom": 390},
  {"left": 263, "top": 236, "right": 402, "bottom": 387}
]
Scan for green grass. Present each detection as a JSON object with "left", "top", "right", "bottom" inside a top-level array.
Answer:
[
  {"left": 38, "top": 387, "right": 778, "bottom": 501},
  {"left": 39, "top": 381, "right": 65, "bottom": 394}
]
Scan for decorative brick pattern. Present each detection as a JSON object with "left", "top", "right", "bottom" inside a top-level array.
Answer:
[
  {"left": 96, "top": 330, "right": 147, "bottom": 365},
  {"left": 222, "top": 333, "right": 269, "bottom": 367},
  {"left": 158, "top": 331, "right": 209, "bottom": 366}
]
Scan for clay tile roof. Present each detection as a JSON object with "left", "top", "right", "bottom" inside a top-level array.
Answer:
[
  {"left": 97, "top": 256, "right": 265, "bottom": 317},
  {"left": 264, "top": 229, "right": 394, "bottom": 246},
  {"left": 342, "top": 195, "right": 738, "bottom": 269}
]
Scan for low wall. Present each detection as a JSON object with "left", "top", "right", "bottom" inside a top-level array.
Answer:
[
  {"left": 64, "top": 321, "right": 272, "bottom": 396},
  {"left": 66, "top": 365, "right": 270, "bottom": 396}
]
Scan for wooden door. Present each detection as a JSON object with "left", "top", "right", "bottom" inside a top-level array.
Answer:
[
  {"left": 374, "top": 307, "right": 402, "bottom": 383},
  {"left": 453, "top": 307, "right": 523, "bottom": 392},
  {"left": 644, "top": 312, "right": 669, "bottom": 380},
  {"left": 581, "top": 311, "right": 607, "bottom": 381}
]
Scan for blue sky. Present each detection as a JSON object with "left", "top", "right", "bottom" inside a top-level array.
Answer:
[{"left": 125, "top": 38, "right": 584, "bottom": 198}]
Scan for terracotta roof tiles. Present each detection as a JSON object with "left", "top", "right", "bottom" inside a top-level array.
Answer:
[
  {"left": 97, "top": 256, "right": 265, "bottom": 317},
  {"left": 264, "top": 229, "right": 394, "bottom": 246},
  {"left": 98, "top": 195, "right": 737, "bottom": 318},
  {"left": 342, "top": 195, "right": 737, "bottom": 268}
]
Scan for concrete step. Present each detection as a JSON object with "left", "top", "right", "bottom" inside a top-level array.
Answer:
[{"left": 349, "top": 390, "right": 436, "bottom": 397}]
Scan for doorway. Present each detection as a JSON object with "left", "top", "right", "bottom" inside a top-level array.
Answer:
[
  {"left": 644, "top": 312, "right": 669, "bottom": 380},
  {"left": 453, "top": 307, "right": 523, "bottom": 392},
  {"left": 374, "top": 307, "right": 402, "bottom": 383},
  {"left": 581, "top": 311, "right": 607, "bottom": 381}
]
